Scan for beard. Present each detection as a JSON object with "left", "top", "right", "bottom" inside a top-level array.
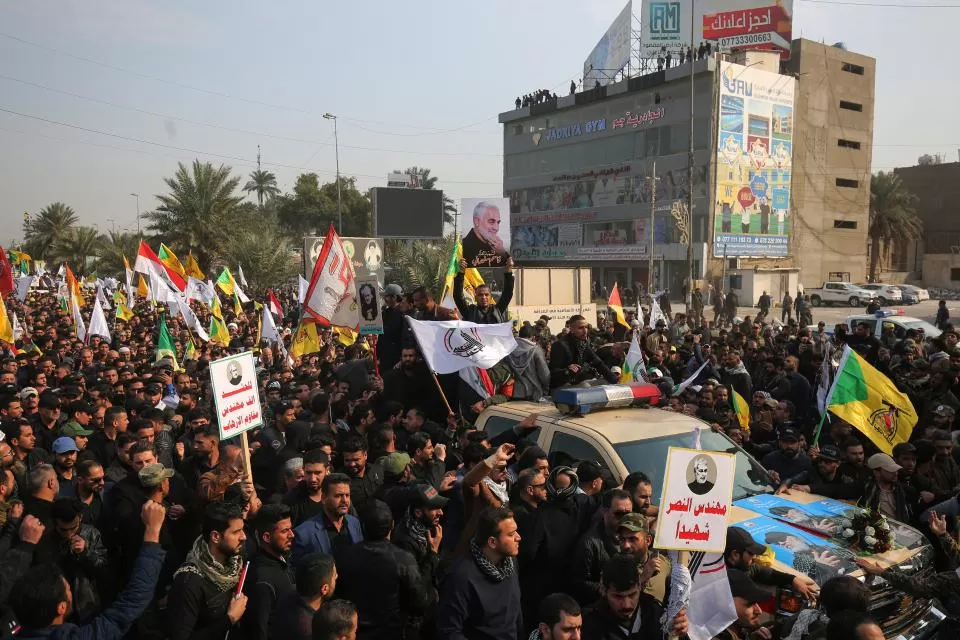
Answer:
[{"left": 781, "top": 448, "right": 798, "bottom": 459}]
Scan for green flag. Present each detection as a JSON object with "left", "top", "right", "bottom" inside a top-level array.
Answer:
[{"left": 156, "top": 313, "right": 180, "bottom": 371}]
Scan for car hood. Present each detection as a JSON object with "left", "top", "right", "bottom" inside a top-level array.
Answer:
[{"left": 727, "top": 493, "right": 928, "bottom": 585}]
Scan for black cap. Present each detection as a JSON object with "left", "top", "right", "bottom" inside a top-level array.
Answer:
[
  {"left": 577, "top": 460, "right": 603, "bottom": 483},
  {"left": 818, "top": 444, "right": 841, "bottom": 462},
  {"left": 892, "top": 442, "right": 917, "bottom": 458},
  {"left": 779, "top": 427, "right": 800, "bottom": 443},
  {"left": 0, "top": 383, "right": 17, "bottom": 395},
  {"left": 728, "top": 568, "right": 775, "bottom": 602},
  {"left": 60, "top": 385, "right": 82, "bottom": 398},
  {"left": 726, "top": 526, "right": 766, "bottom": 556},
  {"left": 38, "top": 391, "right": 61, "bottom": 410},
  {"left": 412, "top": 484, "right": 449, "bottom": 509},
  {"left": 67, "top": 400, "right": 94, "bottom": 416},
  {"left": 145, "top": 382, "right": 162, "bottom": 395}
]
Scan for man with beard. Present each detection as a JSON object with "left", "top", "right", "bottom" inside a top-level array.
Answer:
[
  {"left": 393, "top": 484, "right": 447, "bottom": 602},
  {"left": 86, "top": 405, "right": 127, "bottom": 470},
  {"left": 29, "top": 392, "right": 62, "bottom": 455},
  {"left": 530, "top": 593, "right": 583, "bottom": 640},
  {"left": 178, "top": 425, "right": 220, "bottom": 491},
  {"left": 2, "top": 420, "right": 50, "bottom": 483},
  {"left": 863, "top": 453, "right": 919, "bottom": 522},
  {"left": 291, "top": 473, "right": 363, "bottom": 565},
  {"left": 382, "top": 347, "right": 442, "bottom": 420},
  {"left": 581, "top": 554, "right": 688, "bottom": 639},
  {"left": 549, "top": 315, "right": 618, "bottom": 389},
  {"left": 52, "top": 437, "right": 79, "bottom": 497},
  {"left": 761, "top": 428, "right": 812, "bottom": 484},
  {"left": 74, "top": 459, "right": 106, "bottom": 528},
  {"left": 508, "top": 468, "right": 548, "bottom": 544},
  {"left": 893, "top": 443, "right": 937, "bottom": 506},
  {"left": 378, "top": 284, "right": 406, "bottom": 372},
  {"left": 337, "top": 434, "right": 383, "bottom": 510},
  {"left": 461, "top": 201, "right": 509, "bottom": 268},
  {"left": 721, "top": 350, "right": 753, "bottom": 400},
  {"left": 781, "top": 444, "right": 862, "bottom": 501},
  {"left": 270, "top": 552, "right": 338, "bottom": 640},
  {"left": 454, "top": 257, "right": 514, "bottom": 324},
  {"left": 615, "top": 513, "right": 671, "bottom": 605},
  {"left": 838, "top": 438, "right": 871, "bottom": 487},
  {"left": 724, "top": 527, "right": 819, "bottom": 599},
  {"left": 285, "top": 449, "right": 328, "bottom": 525},
  {"left": 715, "top": 569, "right": 776, "bottom": 640},
  {"left": 168, "top": 502, "right": 249, "bottom": 640},
  {"left": 407, "top": 432, "right": 450, "bottom": 492},
  {"left": 243, "top": 504, "right": 296, "bottom": 640},
  {"left": 926, "top": 430, "right": 960, "bottom": 496}
]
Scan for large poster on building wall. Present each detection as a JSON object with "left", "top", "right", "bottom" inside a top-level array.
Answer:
[
  {"left": 640, "top": 0, "right": 793, "bottom": 59},
  {"left": 584, "top": 1, "right": 634, "bottom": 87},
  {"left": 713, "top": 61, "right": 795, "bottom": 258}
]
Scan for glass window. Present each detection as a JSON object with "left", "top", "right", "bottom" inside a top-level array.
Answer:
[
  {"left": 693, "top": 118, "right": 711, "bottom": 149},
  {"left": 481, "top": 416, "right": 519, "bottom": 440},
  {"left": 549, "top": 431, "right": 609, "bottom": 471},
  {"left": 671, "top": 123, "right": 690, "bottom": 156},
  {"left": 634, "top": 131, "right": 647, "bottom": 160},
  {"left": 613, "top": 430, "right": 774, "bottom": 501},
  {"left": 645, "top": 128, "right": 660, "bottom": 156},
  {"left": 659, "top": 126, "right": 672, "bottom": 156}
]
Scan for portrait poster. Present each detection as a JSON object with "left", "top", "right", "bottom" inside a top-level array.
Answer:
[
  {"left": 655, "top": 447, "right": 736, "bottom": 552},
  {"left": 356, "top": 277, "right": 383, "bottom": 335},
  {"left": 460, "top": 197, "right": 511, "bottom": 268},
  {"left": 209, "top": 351, "right": 263, "bottom": 439}
]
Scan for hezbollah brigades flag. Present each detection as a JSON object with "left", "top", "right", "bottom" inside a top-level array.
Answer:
[
  {"left": 156, "top": 313, "right": 180, "bottom": 371},
  {"left": 822, "top": 344, "right": 918, "bottom": 454}
]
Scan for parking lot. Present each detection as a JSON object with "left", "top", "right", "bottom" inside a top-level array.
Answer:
[{"left": 728, "top": 299, "right": 943, "bottom": 328}]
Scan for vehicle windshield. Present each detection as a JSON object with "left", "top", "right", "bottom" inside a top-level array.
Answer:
[{"left": 613, "top": 429, "right": 775, "bottom": 501}]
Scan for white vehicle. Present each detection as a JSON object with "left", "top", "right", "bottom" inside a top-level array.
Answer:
[
  {"left": 807, "top": 282, "right": 877, "bottom": 307},
  {"left": 899, "top": 284, "right": 930, "bottom": 302},
  {"left": 846, "top": 308, "right": 942, "bottom": 339},
  {"left": 858, "top": 283, "right": 902, "bottom": 305}
]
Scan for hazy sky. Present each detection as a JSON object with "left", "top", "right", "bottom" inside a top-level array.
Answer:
[{"left": 1, "top": 0, "right": 956, "bottom": 244}]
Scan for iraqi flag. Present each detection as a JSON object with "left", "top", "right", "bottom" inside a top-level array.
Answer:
[
  {"left": 405, "top": 317, "right": 517, "bottom": 374},
  {"left": 134, "top": 241, "right": 186, "bottom": 291},
  {"left": 267, "top": 289, "right": 283, "bottom": 317}
]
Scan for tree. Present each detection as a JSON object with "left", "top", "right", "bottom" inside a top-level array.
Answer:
[
  {"left": 97, "top": 230, "right": 141, "bottom": 277},
  {"left": 52, "top": 226, "right": 102, "bottom": 272},
  {"left": 23, "top": 202, "right": 79, "bottom": 260},
  {"left": 216, "top": 217, "right": 297, "bottom": 291},
  {"left": 143, "top": 160, "right": 244, "bottom": 272},
  {"left": 383, "top": 235, "right": 456, "bottom": 296},
  {"left": 398, "top": 166, "right": 457, "bottom": 227},
  {"left": 276, "top": 174, "right": 371, "bottom": 239},
  {"left": 869, "top": 171, "right": 922, "bottom": 282},
  {"left": 243, "top": 169, "right": 280, "bottom": 207}
]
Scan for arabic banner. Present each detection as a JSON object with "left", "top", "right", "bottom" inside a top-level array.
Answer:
[
  {"left": 356, "top": 277, "right": 383, "bottom": 335},
  {"left": 655, "top": 447, "right": 735, "bottom": 552},
  {"left": 713, "top": 61, "right": 795, "bottom": 258},
  {"left": 209, "top": 351, "right": 264, "bottom": 439}
]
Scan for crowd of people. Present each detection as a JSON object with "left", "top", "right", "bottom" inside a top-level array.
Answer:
[
  {"left": 0, "top": 261, "right": 957, "bottom": 640},
  {"left": 515, "top": 90, "right": 558, "bottom": 109}
]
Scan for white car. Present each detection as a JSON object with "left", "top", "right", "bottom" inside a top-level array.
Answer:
[
  {"left": 899, "top": 284, "right": 930, "bottom": 302},
  {"left": 859, "top": 283, "right": 902, "bottom": 305},
  {"left": 846, "top": 309, "right": 942, "bottom": 339}
]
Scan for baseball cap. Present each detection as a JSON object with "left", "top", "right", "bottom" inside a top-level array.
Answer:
[
  {"left": 38, "top": 392, "right": 61, "bottom": 410},
  {"left": 892, "top": 442, "right": 918, "bottom": 458},
  {"left": 19, "top": 387, "right": 38, "bottom": 401},
  {"left": 144, "top": 382, "right": 162, "bottom": 395},
  {"left": 267, "top": 381, "right": 282, "bottom": 391},
  {"left": 60, "top": 422, "right": 94, "bottom": 437},
  {"left": 934, "top": 404, "right": 956, "bottom": 417},
  {"left": 818, "top": 444, "right": 841, "bottom": 462},
  {"left": 728, "top": 568, "right": 775, "bottom": 603},
  {"left": 617, "top": 513, "right": 651, "bottom": 534},
  {"left": 412, "top": 484, "right": 449, "bottom": 509},
  {"left": 384, "top": 284, "right": 403, "bottom": 296},
  {"left": 577, "top": 460, "right": 604, "bottom": 483},
  {"left": 382, "top": 452, "right": 411, "bottom": 477},
  {"left": 138, "top": 463, "right": 175, "bottom": 488},
  {"left": 68, "top": 401, "right": 95, "bottom": 416},
  {"left": 726, "top": 526, "right": 766, "bottom": 555},
  {"left": 52, "top": 437, "right": 79, "bottom": 455},
  {"left": 539, "top": 314, "right": 552, "bottom": 321},
  {"left": 867, "top": 453, "right": 902, "bottom": 473},
  {"left": 779, "top": 427, "right": 800, "bottom": 443}
]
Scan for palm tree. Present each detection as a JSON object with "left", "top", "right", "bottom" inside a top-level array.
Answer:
[
  {"left": 243, "top": 169, "right": 280, "bottom": 208},
  {"left": 217, "top": 218, "right": 296, "bottom": 290},
  {"left": 98, "top": 230, "right": 141, "bottom": 277},
  {"left": 869, "top": 171, "right": 922, "bottom": 282},
  {"left": 399, "top": 166, "right": 457, "bottom": 226},
  {"left": 52, "top": 226, "right": 102, "bottom": 272},
  {"left": 384, "top": 235, "right": 456, "bottom": 295},
  {"left": 144, "top": 160, "right": 244, "bottom": 271},
  {"left": 23, "top": 202, "right": 79, "bottom": 260}
]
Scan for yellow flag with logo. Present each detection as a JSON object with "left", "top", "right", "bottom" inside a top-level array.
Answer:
[
  {"left": 0, "top": 295, "right": 14, "bottom": 344},
  {"left": 290, "top": 320, "right": 322, "bottom": 358},
  {"left": 185, "top": 252, "right": 205, "bottom": 279}
]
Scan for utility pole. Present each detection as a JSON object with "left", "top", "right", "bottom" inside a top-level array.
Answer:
[
  {"left": 129, "top": 193, "right": 140, "bottom": 235},
  {"left": 721, "top": 243, "right": 728, "bottom": 292},
  {"left": 686, "top": 0, "right": 696, "bottom": 310},
  {"left": 647, "top": 161, "right": 657, "bottom": 296},
  {"left": 323, "top": 113, "right": 342, "bottom": 232}
]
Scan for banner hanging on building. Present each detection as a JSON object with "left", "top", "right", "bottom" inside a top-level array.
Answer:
[{"left": 712, "top": 61, "right": 795, "bottom": 258}]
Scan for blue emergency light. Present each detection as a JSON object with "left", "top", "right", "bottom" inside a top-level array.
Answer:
[
  {"left": 875, "top": 308, "right": 904, "bottom": 318},
  {"left": 553, "top": 383, "right": 662, "bottom": 415}
]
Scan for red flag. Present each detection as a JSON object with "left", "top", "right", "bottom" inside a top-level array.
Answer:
[
  {"left": 134, "top": 240, "right": 186, "bottom": 291},
  {"left": 0, "top": 247, "right": 13, "bottom": 296},
  {"left": 267, "top": 289, "right": 283, "bottom": 317}
]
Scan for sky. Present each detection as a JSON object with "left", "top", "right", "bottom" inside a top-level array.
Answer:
[{"left": 1, "top": 0, "right": 957, "bottom": 244}]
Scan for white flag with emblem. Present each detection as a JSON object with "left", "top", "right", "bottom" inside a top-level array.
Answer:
[{"left": 405, "top": 317, "right": 518, "bottom": 374}]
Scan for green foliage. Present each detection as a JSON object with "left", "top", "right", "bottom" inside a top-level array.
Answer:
[
  {"left": 215, "top": 217, "right": 297, "bottom": 291},
  {"left": 383, "top": 234, "right": 456, "bottom": 296},
  {"left": 97, "top": 230, "right": 142, "bottom": 277},
  {"left": 23, "top": 202, "right": 79, "bottom": 260},
  {"left": 243, "top": 169, "right": 280, "bottom": 207},
  {"left": 53, "top": 226, "right": 102, "bottom": 272},
  {"left": 869, "top": 171, "right": 922, "bottom": 281},
  {"left": 276, "top": 173, "right": 371, "bottom": 238}
]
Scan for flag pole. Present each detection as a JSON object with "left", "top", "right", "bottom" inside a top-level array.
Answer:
[
  {"left": 430, "top": 372, "right": 454, "bottom": 416},
  {"left": 811, "top": 410, "right": 830, "bottom": 447}
]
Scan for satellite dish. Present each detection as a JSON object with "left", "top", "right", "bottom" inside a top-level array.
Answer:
[{"left": 832, "top": 42, "right": 847, "bottom": 49}]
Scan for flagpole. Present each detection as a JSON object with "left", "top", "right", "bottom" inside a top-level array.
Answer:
[
  {"left": 811, "top": 410, "right": 830, "bottom": 447},
  {"left": 430, "top": 372, "right": 454, "bottom": 416}
]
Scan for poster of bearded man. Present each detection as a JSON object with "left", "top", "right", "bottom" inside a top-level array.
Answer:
[{"left": 460, "top": 198, "right": 511, "bottom": 268}]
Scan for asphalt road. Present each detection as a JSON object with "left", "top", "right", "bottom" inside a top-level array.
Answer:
[{"left": 719, "top": 299, "right": 943, "bottom": 327}]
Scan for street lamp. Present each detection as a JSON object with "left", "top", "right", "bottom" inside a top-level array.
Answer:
[
  {"left": 129, "top": 193, "right": 140, "bottom": 235},
  {"left": 322, "top": 113, "right": 342, "bottom": 232}
]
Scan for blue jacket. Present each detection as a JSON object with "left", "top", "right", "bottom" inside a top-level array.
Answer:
[
  {"left": 15, "top": 542, "right": 166, "bottom": 640},
  {"left": 291, "top": 513, "right": 363, "bottom": 564}
]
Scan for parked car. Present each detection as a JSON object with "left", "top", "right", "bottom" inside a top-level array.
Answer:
[
  {"left": 901, "top": 290, "right": 920, "bottom": 305},
  {"left": 859, "top": 283, "right": 902, "bottom": 305},
  {"left": 806, "top": 282, "right": 877, "bottom": 307},
  {"left": 899, "top": 284, "right": 930, "bottom": 302},
  {"left": 846, "top": 309, "right": 942, "bottom": 339}
]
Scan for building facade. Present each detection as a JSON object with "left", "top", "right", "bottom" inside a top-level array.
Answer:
[{"left": 894, "top": 162, "right": 960, "bottom": 288}]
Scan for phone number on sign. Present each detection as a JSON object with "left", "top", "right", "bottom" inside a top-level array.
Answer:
[{"left": 719, "top": 33, "right": 773, "bottom": 47}]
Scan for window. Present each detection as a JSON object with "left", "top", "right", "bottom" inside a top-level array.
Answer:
[
  {"left": 836, "top": 178, "right": 860, "bottom": 188},
  {"left": 480, "top": 416, "right": 519, "bottom": 440},
  {"left": 839, "top": 100, "right": 863, "bottom": 112},
  {"left": 842, "top": 62, "right": 865, "bottom": 75},
  {"left": 548, "top": 431, "right": 609, "bottom": 472},
  {"left": 837, "top": 139, "right": 861, "bottom": 150},
  {"left": 951, "top": 268, "right": 960, "bottom": 281},
  {"left": 833, "top": 220, "right": 857, "bottom": 229}
]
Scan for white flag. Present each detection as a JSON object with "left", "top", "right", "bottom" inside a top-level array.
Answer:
[
  {"left": 648, "top": 297, "right": 667, "bottom": 327},
  {"left": 673, "top": 360, "right": 708, "bottom": 396},
  {"left": 11, "top": 313, "right": 23, "bottom": 341},
  {"left": 459, "top": 367, "right": 491, "bottom": 400},
  {"left": 816, "top": 341, "right": 835, "bottom": 416},
  {"left": 238, "top": 264, "right": 248, "bottom": 287},
  {"left": 330, "top": 284, "right": 359, "bottom": 330},
  {"left": 405, "top": 317, "right": 518, "bottom": 374},
  {"left": 96, "top": 285, "right": 110, "bottom": 310},
  {"left": 124, "top": 267, "right": 135, "bottom": 302},
  {"left": 87, "top": 295, "right": 111, "bottom": 342},
  {"left": 179, "top": 298, "right": 210, "bottom": 342},
  {"left": 298, "top": 275, "right": 309, "bottom": 304},
  {"left": 15, "top": 276, "right": 33, "bottom": 302},
  {"left": 186, "top": 277, "right": 216, "bottom": 305},
  {"left": 72, "top": 294, "right": 87, "bottom": 342},
  {"left": 621, "top": 330, "right": 646, "bottom": 382},
  {"left": 685, "top": 553, "right": 738, "bottom": 640},
  {"left": 303, "top": 226, "right": 355, "bottom": 325},
  {"left": 261, "top": 304, "right": 292, "bottom": 366},
  {"left": 235, "top": 282, "right": 250, "bottom": 304}
]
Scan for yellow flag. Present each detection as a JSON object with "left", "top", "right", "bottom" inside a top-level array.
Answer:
[
  {"left": 158, "top": 243, "right": 186, "bottom": 280},
  {"left": 114, "top": 291, "right": 134, "bottom": 321},
  {"left": 123, "top": 255, "right": 131, "bottom": 271},
  {"left": 209, "top": 297, "right": 230, "bottom": 347},
  {"left": 290, "top": 321, "right": 322, "bottom": 358},
  {"left": 137, "top": 274, "right": 149, "bottom": 298},
  {"left": 333, "top": 326, "right": 357, "bottom": 346},
  {"left": 607, "top": 283, "right": 630, "bottom": 329},
  {"left": 233, "top": 292, "right": 243, "bottom": 317},
  {"left": 440, "top": 238, "right": 485, "bottom": 307},
  {"left": 185, "top": 252, "right": 205, "bottom": 279},
  {"left": 0, "top": 295, "right": 13, "bottom": 344}
]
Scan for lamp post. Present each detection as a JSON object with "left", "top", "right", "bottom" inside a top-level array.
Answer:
[
  {"left": 323, "top": 113, "right": 343, "bottom": 232},
  {"left": 129, "top": 193, "right": 140, "bottom": 235}
]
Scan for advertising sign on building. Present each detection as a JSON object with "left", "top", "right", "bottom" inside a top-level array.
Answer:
[
  {"left": 584, "top": 1, "right": 634, "bottom": 87},
  {"left": 640, "top": 0, "right": 793, "bottom": 59},
  {"left": 713, "top": 61, "right": 795, "bottom": 258},
  {"left": 210, "top": 351, "right": 263, "bottom": 440}
]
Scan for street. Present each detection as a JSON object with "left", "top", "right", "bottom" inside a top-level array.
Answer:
[{"left": 724, "top": 299, "right": 944, "bottom": 327}]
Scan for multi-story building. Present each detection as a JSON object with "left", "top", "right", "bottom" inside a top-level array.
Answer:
[{"left": 894, "top": 161, "right": 960, "bottom": 288}]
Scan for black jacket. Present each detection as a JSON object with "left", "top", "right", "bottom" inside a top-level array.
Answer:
[
  {"left": 243, "top": 551, "right": 294, "bottom": 640},
  {"left": 378, "top": 305, "right": 407, "bottom": 371},
  {"left": 453, "top": 272, "right": 513, "bottom": 324},
  {"left": 436, "top": 553, "right": 522, "bottom": 640},
  {"left": 335, "top": 539, "right": 431, "bottom": 640},
  {"left": 549, "top": 335, "right": 618, "bottom": 389},
  {"left": 339, "top": 464, "right": 383, "bottom": 511},
  {"left": 166, "top": 566, "right": 237, "bottom": 640},
  {"left": 392, "top": 516, "right": 441, "bottom": 597},
  {"left": 569, "top": 519, "right": 619, "bottom": 605},
  {"left": 580, "top": 594, "right": 665, "bottom": 640},
  {"left": 55, "top": 524, "right": 110, "bottom": 622}
]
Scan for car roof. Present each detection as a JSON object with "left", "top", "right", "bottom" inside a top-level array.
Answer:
[
  {"left": 847, "top": 314, "right": 924, "bottom": 323},
  {"left": 485, "top": 401, "right": 709, "bottom": 445}
]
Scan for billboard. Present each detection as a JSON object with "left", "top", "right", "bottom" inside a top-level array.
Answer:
[
  {"left": 371, "top": 187, "right": 444, "bottom": 238},
  {"left": 584, "top": 1, "right": 634, "bottom": 87},
  {"left": 303, "top": 236, "right": 384, "bottom": 281},
  {"left": 713, "top": 61, "right": 795, "bottom": 258},
  {"left": 640, "top": 0, "right": 793, "bottom": 59}
]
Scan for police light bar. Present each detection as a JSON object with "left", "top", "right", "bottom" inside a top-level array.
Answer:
[
  {"left": 553, "top": 383, "right": 662, "bottom": 415},
  {"left": 875, "top": 308, "right": 904, "bottom": 318}
]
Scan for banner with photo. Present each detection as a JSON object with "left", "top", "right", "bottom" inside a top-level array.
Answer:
[
  {"left": 713, "top": 61, "right": 795, "bottom": 258},
  {"left": 356, "top": 277, "right": 383, "bottom": 335},
  {"left": 460, "top": 198, "right": 511, "bottom": 268}
]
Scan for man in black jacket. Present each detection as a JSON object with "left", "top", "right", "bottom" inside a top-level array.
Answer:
[
  {"left": 243, "top": 504, "right": 296, "bottom": 640},
  {"left": 569, "top": 488, "right": 632, "bottom": 606},
  {"left": 549, "top": 316, "right": 618, "bottom": 389},
  {"left": 393, "top": 484, "right": 446, "bottom": 602},
  {"left": 269, "top": 552, "right": 337, "bottom": 640},
  {"left": 724, "top": 526, "right": 819, "bottom": 599},
  {"left": 378, "top": 284, "right": 407, "bottom": 372},
  {"left": 335, "top": 499, "right": 430, "bottom": 639},
  {"left": 454, "top": 258, "right": 514, "bottom": 324}
]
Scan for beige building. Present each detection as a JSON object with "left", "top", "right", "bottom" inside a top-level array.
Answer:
[{"left": 782, "top": 39, "right": 876, "bottom": 287}]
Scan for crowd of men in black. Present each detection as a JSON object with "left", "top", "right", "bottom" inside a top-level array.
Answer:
[{"left": 0, "top": 269, "right": 959, "bottom": 640}]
